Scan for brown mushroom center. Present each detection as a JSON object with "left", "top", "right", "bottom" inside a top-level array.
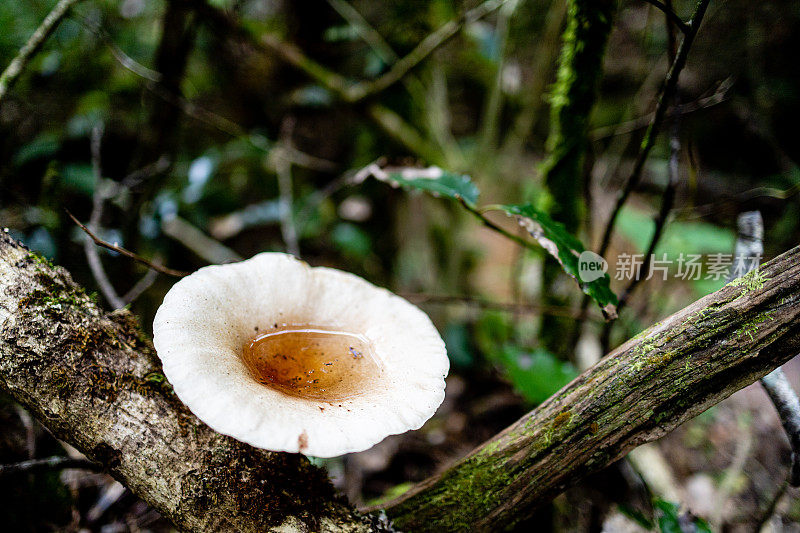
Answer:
[{"left": 242, "top": 325, "right": 382, "bottom": 400}]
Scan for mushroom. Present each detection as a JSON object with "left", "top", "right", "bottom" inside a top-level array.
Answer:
[{"left": 152, "top": 253, "right": 449, "bottom": 457}]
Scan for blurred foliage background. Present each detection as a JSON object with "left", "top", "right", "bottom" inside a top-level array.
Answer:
[{"left": 2, "top": 0, "right": 800, "bottom": 531}]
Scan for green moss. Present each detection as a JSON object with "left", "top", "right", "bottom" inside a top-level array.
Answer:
[
  {"left": 734, "top": 311, "right": 775, "bottom": 341},
  {"left": 728, "top": 269, "right": 770, "bottom": 298},
  {"left": 28, "top": 250, "right": 56, "bottom": 270},
  {"left": 365, "top": 482, "right": 414, "bottom": 508}
]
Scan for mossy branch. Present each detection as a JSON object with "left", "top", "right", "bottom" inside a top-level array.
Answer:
[
  {"left": 376, "top": 247, "right": 800, "bottom": 531},
  {"left": 0, "top": 232, "right": 375, "bottom": 533},
  {"left": 540, "top": 0, "right": 616, "bottom": 233}
]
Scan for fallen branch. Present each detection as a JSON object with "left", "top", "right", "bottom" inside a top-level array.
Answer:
[
  {"left": 376, "top": 245, "right": 800, "bottom": 531},
  {"left": 0, "top": 231, "right": 375, "bottom": 532}
]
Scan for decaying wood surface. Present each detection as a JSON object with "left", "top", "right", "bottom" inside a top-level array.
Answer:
[
  {"left": 0, "top": 231, "right": 377, "bottom": 533},
  {"left": 2, "top": 229, "right": 800, "bottom": 532},
  {"left": 378, "top": 245, "right": 800, "bottom": 531}
]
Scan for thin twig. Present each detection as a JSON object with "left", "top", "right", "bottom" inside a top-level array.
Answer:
[
  {"left": 341, "top": 0, "right": 509, "bottom": 102},
  {"left": 325, "top": 0, "right": 398, "bottom": 64},
  {"left": 67, "top": 210, "right": 189, "bottom": 277},
  {"left": 589, "top": 77, "right": 732, "bottom": 141},
  {"left": 598, "top": 0, "right": 711, "bottom": 258},
  {"left": 366, "top": 104, "right": 446, "bottom": 165},
  {"left": 84, "top": 124, "right": 125, "bottom": 309},
  {"left": 205, "top": 0, "right": 508, "bottom": 103},
  {"left": 324, "top": 0, "right": 462, "bottom": 166},
  {"left": 614, "top": 109, "right": 683, "bottom": 312},
  {"left": 121, "top": 156, "right": 172, "bottom": 189},
  {"left": 752, "top": 472, "right": 790, "bottom": 531},
  {"left": 0, "top": 0, "right": 84, "bottom": 102},
  {"left": 122, "top": 264, "right": 159, "bottom": 304},
  {"left": 614, "top": 0, "right": 684, "bottom": 313},
  {"left": 75, "top": 16, "right": 163, "bottom": 82},
  {"left": 80, "top": 21, "right": 335, "bottom": 172},
  {"left": 673, "top": 181, "right": 800, "bottom": 220},
  {"left": 160, "top": 216, "right": 242, "bottom": 265},
  {"left": 400, "top": 292, "right": 594, "bottom": 320},
  {"left": 640, "top": 0, "right": 691, "bottom": 34},
  {"left": 274, "top": 119, "right": 301, "bottom": 257},
  {"left": 477, "top": 0, "right": 519, "bottom": 158},
  {"left": 0, "top": 456, "right": 102, "bottom": 477}
]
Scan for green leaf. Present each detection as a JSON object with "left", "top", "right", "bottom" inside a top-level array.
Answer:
[
  {"left": 332, "top": 222, "right": 372, "bottom": 259},
  {"left": 655, "top": 499, "right": 712, "bottom": 533},
  {"left": 499, "top": 203, "right": 618, "bottom": 317},
  {"left": 491, "top": 346, "right": 577, "bottom": 404},
  {"left": 13, "top": 133, "right": 60, "bottom": 166},
  {"left": 443, "top": 323, "right": 474, "bottom": 368},
  {"left": 383, "top": 168, "right": 480, "bottom": 206},
  {"left": 369, "top": 167, "right": 615, "bottom": 313}
]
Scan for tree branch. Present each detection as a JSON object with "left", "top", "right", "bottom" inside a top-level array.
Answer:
[
  {"left": 598, "top": 0, "right": 711, "bottom": 258},
  {"left": 0, "top": 456, "right": 102, "bottom": 477},
  {"left": 67, "top": 210, "right": 189, "bottom": 277},
  {"left": 0, "top": 0, "right": 83, "bottom": 103},
  {"left": 0, "top": 231, "right": 376, "bottom": 532},
  {"left": 615, "top": 106, "right": 682, "bottom": 314},
  {"left": 641, "top": 0, "right": 691, "bottom": 34},
  {"left": 193, "top": 0, "right": 507, "bottom": 104},
  {"left": 375, "top": 245, "right": 800, "bottom": 531}
]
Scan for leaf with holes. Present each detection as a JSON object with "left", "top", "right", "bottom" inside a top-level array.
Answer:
[{"left": 499, "top": 203, "right": 618, "bottom": 318}]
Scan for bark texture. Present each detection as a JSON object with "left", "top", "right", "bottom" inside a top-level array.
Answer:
[
  {"left": 0, "top": 231, "right": 374, "bottom": 533},
  {"left": 379, "top": 245, "right": 800, "bottom": 531},
  {"left": 539, "top": 0, "right": 617, "bottom": 357}
]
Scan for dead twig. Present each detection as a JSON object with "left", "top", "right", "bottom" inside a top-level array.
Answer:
[
  {"left": 0, "top": 456, "right": 102, "bottom": 477},
  {"left": 160, "top": 216, "right": 242, "bottom": 265},
  {"left": 84, "top": 124, "right": 125, "bottom": 309},
  {"left": 598, "top": 0, "right": 712, "bottom": 259},
  {"left": 67, "top": 210, "right": 188, "bottom": 277},
  {"left": 122, "top": 264, "right": 159, "bottom": 304},
  {"left": 400, "top": 292, "right": 594, "bottom": 320},
  {"left": 640, "top": 0, "right": 690, "bottom": 34},
  {"left": 83, "top": 125, "right": 167, "bottom": 308},
  {"left": 610, "top": 108, "right": 681, "bottom": 316},
  {"left": 589, "top": 77, "right": 732, "bottom": 141},
  {"left": 273, "top": 119, "right": 301, "bottom": 257}
]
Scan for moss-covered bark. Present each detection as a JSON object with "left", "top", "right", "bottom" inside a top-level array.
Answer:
[
  {"left": 539, "top": 0, "right": 617, "bottom": 356},
  {"left": 378, "top": 247, "right": 800, "bottom": 531},
  {"left": 541, "top": 0, "right": 615, "bottom": 229},
  {"left": 0, "top": 232, "right": 377, "bottom": 533}
]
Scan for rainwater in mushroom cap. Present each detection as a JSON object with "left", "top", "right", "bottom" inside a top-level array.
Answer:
[{"left": 153, "top": 253, "right": 449, "bottom": 457}]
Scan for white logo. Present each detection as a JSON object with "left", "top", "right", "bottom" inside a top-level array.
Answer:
[{"left": 578, "top": 251, "right": 608, "bottom": 282}]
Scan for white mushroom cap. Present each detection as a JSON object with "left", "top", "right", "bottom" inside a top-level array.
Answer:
[{"left": 152, "top": 253, "right": 449, "bottom": 457}]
